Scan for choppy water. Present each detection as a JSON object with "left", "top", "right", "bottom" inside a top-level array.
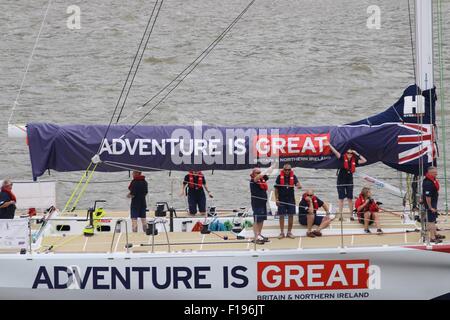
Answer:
[{"left": 1, "top": 0, "right": 449, "bottom": 212}]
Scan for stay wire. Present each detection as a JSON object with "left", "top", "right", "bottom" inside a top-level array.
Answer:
[
  {"left": 9, "top": 0, "right": 52, "bottom": 124},
  {"left": 118, "top": 0, "right": 256, "bottom": 136},
  {"left": 407, "top": 0, "right": 417, "bottom": 85},
  {"left": 115, "top": 0, "right": 164, "bottom": 123},
  {"left": 95, "top": 0, "right": 160, "bottom": 155}
]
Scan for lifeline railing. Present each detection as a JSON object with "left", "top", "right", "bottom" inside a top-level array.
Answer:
[
  {"left": 110, "top": 219, "right": 131, "bottom": 254},
  {"left": 6, "top": 211, "right": 438, "bottom": 256},
  {"left": 148, "top": 218, "right": 172, "bottom": 253}
]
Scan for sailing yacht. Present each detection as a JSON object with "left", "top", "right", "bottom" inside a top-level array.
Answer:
[{"left": 1, "top": 0, "right": 449, "bottom": 299}]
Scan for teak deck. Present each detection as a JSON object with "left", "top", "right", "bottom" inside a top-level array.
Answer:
[
  {"left": 5, "top": 209, "right": 449, "bottom": 254},
  {"left": 36, "top": 214, "right": 450, "bottom": 253}
]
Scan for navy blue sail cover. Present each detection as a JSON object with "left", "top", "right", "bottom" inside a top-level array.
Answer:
[{"left": 27, "top": 85, "right": 436, "bottom": 179}]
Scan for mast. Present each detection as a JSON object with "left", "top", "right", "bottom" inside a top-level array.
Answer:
[
  {"left": 415, "top": 0, "right": 434, "bottom": 243},
  {"left": 415, "top": 0, "right": 433, "bottom": 91}
]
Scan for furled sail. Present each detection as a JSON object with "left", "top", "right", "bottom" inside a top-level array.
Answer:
[{"left": 27, "top": 85, "right": 436, "bottom": 179}]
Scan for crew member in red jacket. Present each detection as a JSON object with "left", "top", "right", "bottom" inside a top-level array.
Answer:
[
  {"left": 0, "top": 179, "right": 16, "bottom": 219},
  {"left": 422, "top": 166, "right": 445, "bottom": 243},
  {"left": 355, "top": 187, "right": 383, "bottom": 234},
  {"left": 275, "top": 163, "right": 302, "bottom": 239},
  {"left": 326, "top": 141, "right": 367, "bottom": 221},
  {"left": 182, "top": 171, "right": 213, "bottom": 216},
  {"left": 127, "top": 171, "right": 148, "bottom": 233}
]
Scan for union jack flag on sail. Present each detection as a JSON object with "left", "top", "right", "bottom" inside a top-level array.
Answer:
[{"left": 398, "top": 124, "right": 435, "bottom": 165}]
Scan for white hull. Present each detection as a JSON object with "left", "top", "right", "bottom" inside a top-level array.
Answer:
[{"left": 1, "top": 245, "right": 450, "bottom": 300}]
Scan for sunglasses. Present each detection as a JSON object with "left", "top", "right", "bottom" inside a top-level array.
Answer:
[{"left": 284, "top": 168, "right": 291, "bottom": 171}]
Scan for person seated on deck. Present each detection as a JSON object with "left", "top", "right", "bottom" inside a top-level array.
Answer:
[
  {"left": 298, "top": 189, "right": 331, "bottom": 238},
  {"left": 355, "top": 187, "right": 383, "bottom": 235},
  {"left": 182, "top": 171, "right": 213, "bottom": 216},
  {"left": 127, "top": 171, "right": 148, "bottom": 233},
  {"left": 0, "top": 179, "right": 16, "bottom": 219}
]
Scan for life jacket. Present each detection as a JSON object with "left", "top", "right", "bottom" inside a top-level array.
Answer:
[
  {"left": 425, "top": 173, "right": 440, "bottom": 192},
  {"left": 343, "top": 154, "right": 356, "bottom": 174},
  {"left": 279, "top": 169, "right": 295, "bottom": 186},
  {"left": 250, "top": 172, "right": 268, "bottom": 191},
  {"left": 188, "top": 171, "right": 203, "bottom": 189},
  {"left": 355, "top": 194, "right": 379, "bottom": 218},
  {"left": 191, "top": 221, "right": 203, "bottom": 232},
  {"left": 128, "top": 175, "right": 146, "bottom": 191},
  {"left": 302, "top": 193, "right": 319, "bottom": 210},
  {"left": 1, "top": 187, "right": 16, "bottom": 202}
]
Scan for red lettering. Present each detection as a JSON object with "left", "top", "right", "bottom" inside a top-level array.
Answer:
[
  {"left": 253, "top": 134, "right": 331, "bottom": 157},
  {"left": 257, "top": 260, "right": 370, "bottom": 291}
]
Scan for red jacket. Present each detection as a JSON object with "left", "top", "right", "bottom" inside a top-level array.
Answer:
[{"left": 355, "top": 194, "right": 379, "bottom": 218}]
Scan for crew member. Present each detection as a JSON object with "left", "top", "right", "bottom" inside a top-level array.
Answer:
[
  {"left": 249, "top": 166, "right": 272, "bottom": 244},
  {"left": 182, "top": 171, "right": 213, "bottom": 216},
  {"left": 355, "top": 187, "right": 383, "bottom": 234},
  {"left": 0, "top": 179, "right": 16, "bottom": 219},
  {"left": 127, "top": 171, "right": 148, "bottom": 232},
  {"left": 298, "top": 189, "right": 331, "bottom": 237},
  {"left": 275, "top": 163, "right": 302, "bottom": 239},
  {"left": 422, "top": 166, "right": 445, "bottom": 243},
  {"left": 326, "top": 141, "right": 367, "bottom": 220}
]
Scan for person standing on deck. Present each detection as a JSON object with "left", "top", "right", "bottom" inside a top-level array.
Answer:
[
  {"left": 422, "top": 166, "right": 445, "bottom": 243},
  {"left": 275, "top": 164, "right": 302, "bottom": 239},
  {"left": 249, "top": 167, "right": 273, "bottom": 244},
  {"left": 325, "top": 141, "right": 367, "bottom": 221},
  {"left": 127, "top": 171, "right": 148, "bottom": 233},
  {"left": 182, "top": 171, "right": 213, "bottom": 216},
  {"left": 0, "top": 179, "right": 16, "bottom": 219}
]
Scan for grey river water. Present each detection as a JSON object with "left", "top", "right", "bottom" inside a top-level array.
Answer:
[{"left": 0, "top": 0, "right": 449, "bottom": 212}]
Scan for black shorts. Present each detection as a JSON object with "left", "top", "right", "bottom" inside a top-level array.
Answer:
[
  {"left": 188, "top": 191, "right": 206, "bottom": 214},
  {"left": 337, "top": 185, "right": 353, "bottom": 200},
  {"left": 252, "top": 206, "right": 267, "bottom": 223},
  {"left": 130, "top": 206, "right": 146, "bottom": 219},
  {"left": 277, "top": 203, "right": 296, "bottom": 215},
  {"left": 427, "top": 210, "right": 437, "bottom": 223},
  {"left": 299, "top": 214, "right": 324, "bottom": 226},
  {"left": 358, "top": 212, "right": 374, "bottom": 225}
]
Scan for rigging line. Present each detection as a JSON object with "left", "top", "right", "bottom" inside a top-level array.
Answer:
[
  {"left": 69, "top": 163, "right": 99, "bottom": 211},
  {"left": 62, "top": 162, "right": 94, "bottom": 213},
  {"left": 102, "top": 160, "right": 407, "bottom": 200},
  {"left": 390, "top": 104, "right": 405, "bottom": 122},
  {"left": 8, "top": 0, "right": 52, "bottom": 124},
  {"left": 118, "top": 0, "right": 257, "bottom": 131},
  {"left": 70, "top": 2, "right": 161, "bottom": 211},
  {"left": 103, "top": 158, "right": 417, "bottom": 185},
  {"left": 436, "top": 0, "right": 448, "bottom": 215},
  {"left": 95, "top": 0, "right": 160, "bottom": 155},
  {"left": 102, "top": 160, "right": 167, "bottom": 172},
  {"left": 407, "top": 0, "right": 416, "bottom": 85},
  {"left": 119, "top": 0, "right": 256, "bottom": 125},
  {"left": 116, "top": 0, "right": 164, "bottom": 123}
]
